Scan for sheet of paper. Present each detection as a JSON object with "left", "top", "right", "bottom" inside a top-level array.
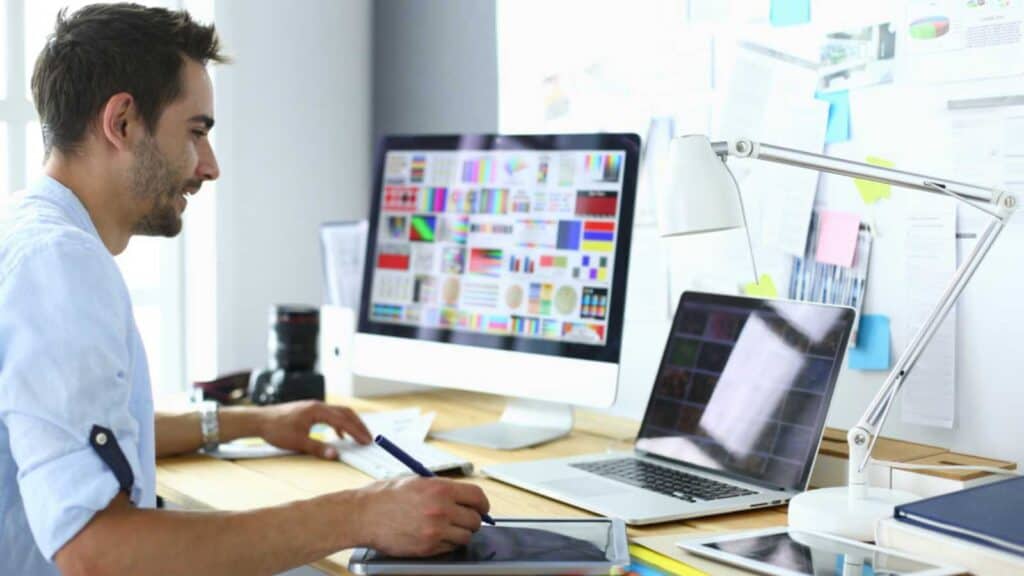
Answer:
[
  {"left": 848, "top": 315, "right": 891, "bottom": 371},
  {"left": 902, "top": 196, "right": 957, "bottom": 428},
  {"left": 854, "top": 156, "right": 895, "bottom": 205},
  {"left": 356, "top": 408, "right": 436, "bottom": 443},
  {"left": 320, "top": 220, "right": 368, "bottom": 309},
  {"left": 816, "top": 90, "right": 851, "bottom": 144},
  {"left": 719, "top": 49, "right": 825, "bottom": 258},
  {"left": 905, "top": 0, "right": 1024, "bottom": 83},
  {"left": 327, "top": 409, "right": 448, "bottom": 478},
  {"left": 743, "top": 274, "right": 779, "bottom": 298},
  {"left": 948, "top": 103, "right": 1024, "bottom": 235},
  {"left": 815, "top": 210, "right": 860, "bottom": 267},
  {"left": 756, "top": 98, "right": 829, "bottom": 257},
  {"left": 770, "top": 0, "right": 810, "bottom": 26},
  {"left": 204, "top": 438, "right": 294, "bottom": 460}
]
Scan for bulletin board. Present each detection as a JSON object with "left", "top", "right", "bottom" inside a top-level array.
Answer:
[{"left": 497, "top": 0, "right": 1024, "bottom": 466}]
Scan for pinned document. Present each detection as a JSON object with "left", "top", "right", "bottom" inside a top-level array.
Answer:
[
  {"left": 816, "top": 90, "right": 851, "bottom": 143},
  {"left": 743, "top": 274, "right": 779, "bottom": 298},
  {"left": 770, "top": 0, "right": 810, "bottom": 26},
  {"left": 815, "top": 210, "right": 861, "bottom": 267},
  {"left": 848, "top": 315, "right": 891, "bottom": 370},
  {"left": 902, "top": 197, "right": 956, "bottom": 429},
  {"left": 854, "top": 156, "right": 895, "bottom": 204}
]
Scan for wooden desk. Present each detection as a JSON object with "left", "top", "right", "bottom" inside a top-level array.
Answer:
[{"left": 156, "top": 390, "right": 785, "bottom": 574}]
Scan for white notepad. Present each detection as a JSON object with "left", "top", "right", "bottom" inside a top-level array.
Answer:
[{"left": 330, "top": 408, "right": 473, "bottom": 479}]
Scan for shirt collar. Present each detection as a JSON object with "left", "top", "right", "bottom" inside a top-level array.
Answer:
[{"left": 26, "top": 175, "right": 103, "bottom": 241}]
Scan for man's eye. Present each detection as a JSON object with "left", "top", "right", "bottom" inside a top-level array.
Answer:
[{"left": 192, "top": 130, "right": 207, "bottom": 138}]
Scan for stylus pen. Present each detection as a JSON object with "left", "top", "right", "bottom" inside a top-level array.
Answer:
[{"left": 374, "top": 434, "right": 496, "bottom": 525}]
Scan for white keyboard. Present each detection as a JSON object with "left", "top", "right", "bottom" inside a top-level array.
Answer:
[{"left": 338, "top": 442, "right": 473, "bottom": 480}]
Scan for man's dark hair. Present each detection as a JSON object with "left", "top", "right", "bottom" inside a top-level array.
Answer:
[{"left": 31, "top": 3, "right": 227, "bottom": 155}]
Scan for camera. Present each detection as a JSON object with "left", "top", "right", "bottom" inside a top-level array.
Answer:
[{"left": 249, "top": 305, "right": 325, "bottom": 405}]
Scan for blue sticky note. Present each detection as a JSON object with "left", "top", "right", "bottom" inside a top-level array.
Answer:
[
  {"left": 816, "top": 90, "right": 851, "bottom": 144},
  {"left": 848, "top": 315, "right": 890, "bottom": 371},
  {"left": 770, "top": 0, "right": 810, "bottom": 26}
]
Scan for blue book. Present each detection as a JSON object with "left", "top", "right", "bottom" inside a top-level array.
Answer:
[{"left": 894, "top": 475, "right": 1024, "bottom": 558}]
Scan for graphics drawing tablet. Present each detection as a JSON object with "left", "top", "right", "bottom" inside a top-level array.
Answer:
[{"left": 347, "top": 517, "right": 629, "bottom": 575}]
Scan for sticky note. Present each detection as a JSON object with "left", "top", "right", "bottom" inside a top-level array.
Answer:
[
  {"left": 816, "top": 90, "right": 851, "bottom": 144},
  {"left": 854, "top": 156, "right": 895, "bottom": 204},
  {"left": 816, "top": 210, "right": 860, "bottom": 267},
  {"left": 770, "top": 0, "right": 810, "bottom": 26},
  {"left": 848, "top": 315, "right": 891, "bottom": 371},
  {"left": 743, "top": 274, "right": 779, "bottom": 298}
]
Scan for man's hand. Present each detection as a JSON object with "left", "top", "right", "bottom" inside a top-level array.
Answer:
[
  {"left": 258, "top": 400, "right": 372, "bottom": 459},
  {"left": 353, "top": 477, "right": 491, "bottom": 557}
]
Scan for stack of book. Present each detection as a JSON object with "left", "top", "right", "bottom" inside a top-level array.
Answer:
[{"left": 876, "top": 475, "right": 1024, "bottom": 575}]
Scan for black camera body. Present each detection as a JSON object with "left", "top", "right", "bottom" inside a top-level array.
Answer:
[
  {"left": 249, "top": 369, "right": 324, "bottom": 405},
  {"left": 249, "top": 305, "right": 325, "bottom": 405}
]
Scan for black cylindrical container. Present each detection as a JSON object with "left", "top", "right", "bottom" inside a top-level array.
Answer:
[
  {"left": 268, "top": 305, "right": 319, "bottom": 371},
  {"left": 250, "top": 305, "right": 325, "bottom": 405}
]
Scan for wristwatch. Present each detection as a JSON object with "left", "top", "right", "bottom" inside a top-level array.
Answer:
[{"left": 198, "top": 400, "right": 220, "bottom": 452}]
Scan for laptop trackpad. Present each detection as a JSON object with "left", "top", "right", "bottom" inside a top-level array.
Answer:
[{"left": 541, "top": 477, "right": 630, "bottom": 498}]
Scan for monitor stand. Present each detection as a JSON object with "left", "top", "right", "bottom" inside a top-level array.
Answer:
[{"left": 430, "top": 398, "right": 573, "bottom": 450}]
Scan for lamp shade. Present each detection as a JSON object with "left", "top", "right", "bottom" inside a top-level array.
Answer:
[{"left": 661, "top": 135, "right": 744, "bottom": 237}]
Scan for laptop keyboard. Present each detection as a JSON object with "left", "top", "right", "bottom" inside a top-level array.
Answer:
[{"left": 571, "top": 458, "right": 757, "bottom": 502}]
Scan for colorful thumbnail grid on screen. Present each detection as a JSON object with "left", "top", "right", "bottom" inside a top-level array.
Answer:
[{"left": 369, "top": 149, "right": 625, "bottom": 346}]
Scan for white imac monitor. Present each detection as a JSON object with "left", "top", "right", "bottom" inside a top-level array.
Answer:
[{"left": 352, "top": 134, "right": 640, "bottom": 449}]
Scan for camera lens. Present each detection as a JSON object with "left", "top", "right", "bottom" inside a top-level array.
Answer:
[{"left": 268, "top": 305, "right": 319, "bottom": 371}]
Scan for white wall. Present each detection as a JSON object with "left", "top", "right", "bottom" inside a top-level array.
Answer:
[
  {"left": 373, "top": 0, "right": 498, "bottom": 139},
  {"left": 211, "top": 0, "right": 372, "bottom": 374}
]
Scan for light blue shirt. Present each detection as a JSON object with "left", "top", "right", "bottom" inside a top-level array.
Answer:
[{"left": 0, "top": 176, "right": 156, "bottom": 574}]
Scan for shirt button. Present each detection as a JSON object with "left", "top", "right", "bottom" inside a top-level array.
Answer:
[{"left": 95, "top": 432, "right": 108, "bottom": 446}]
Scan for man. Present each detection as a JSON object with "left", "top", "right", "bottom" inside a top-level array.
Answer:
[{"left": 0, "top": 4, "right": 489, "bottom": 575}]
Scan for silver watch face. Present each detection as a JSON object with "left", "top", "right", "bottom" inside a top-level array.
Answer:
[{"left": 199, "top": 401, "right": 220, "bottom": 449}]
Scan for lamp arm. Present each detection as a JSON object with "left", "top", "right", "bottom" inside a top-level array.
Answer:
[
  {"left": 710, "top": 138, "right": 1019, "bottom": 499},
  {"left": 851, "top": 215, "right": 1007, "bottom": 470},
  {"left": 711, "top": 139, "right": 1006, "bottom": 208}
]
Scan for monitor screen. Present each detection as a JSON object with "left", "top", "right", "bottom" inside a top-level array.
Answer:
[
  {"left": 636, "top": 292, "right": 855, "bottom": 491},
  {"left": 359, "top": 134, "right": 639, "bottom": 365}
]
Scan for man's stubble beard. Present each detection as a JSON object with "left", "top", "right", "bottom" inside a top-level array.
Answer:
[{"left": 131, "top": 136, "right": 186, "bottom": 237}]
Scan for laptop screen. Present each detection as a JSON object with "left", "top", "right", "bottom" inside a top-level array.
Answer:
[{"left": 635, "top": 292, "right": 855, "bottom": 492}]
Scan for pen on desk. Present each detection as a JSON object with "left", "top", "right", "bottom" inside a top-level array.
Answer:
[{"left": 374, "top": 434, "right": 496, "bottom": 526}]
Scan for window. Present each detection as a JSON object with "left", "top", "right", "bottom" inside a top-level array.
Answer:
[{"left": 2, "top": 0, "right": 215, "bottom": 396}]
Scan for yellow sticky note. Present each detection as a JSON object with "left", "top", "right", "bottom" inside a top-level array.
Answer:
[
  {"left": 854, "top": 156, "right": 895, "bottom": 204},
  {"left": 743, "top": 274, "right": 778, "bottom": 298}
]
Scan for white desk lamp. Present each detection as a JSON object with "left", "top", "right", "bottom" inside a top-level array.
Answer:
[{"left": 665, "top": 135, "right": 1018, "bottom": 541}]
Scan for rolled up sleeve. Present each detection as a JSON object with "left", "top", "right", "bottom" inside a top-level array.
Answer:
[{"left": 0, "top": 237, "right": 144, "bottom": 560}]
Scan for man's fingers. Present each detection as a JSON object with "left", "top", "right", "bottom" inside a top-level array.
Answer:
[
  {"left": 440, "top": 525, "right": 475, "bottom": 548},
  {"left": 449, "top": 482, "right": 490, "bottom": 516},
  {"left": 305, "top": 438, "right": 337, "bottom": 460},
  {"left": 448, "top": 503, "right": 484, "bottom": 533},
  {"left": 428, "top": 541, "right": 460, "bottom": 556},
  {"left": 320, "top": 405, "right": 372, "bottom": 444}
]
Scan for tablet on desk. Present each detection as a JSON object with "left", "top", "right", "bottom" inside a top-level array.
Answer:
[
  {"left": 677, "top": 527, "right": 964, "bottom": 576},
  {"left": 348, "top": 518, "right": 629, "bottom": 575}
]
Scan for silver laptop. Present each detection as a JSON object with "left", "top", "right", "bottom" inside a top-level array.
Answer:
[{"left": 483, "top": 292, "right": 856, "bottom": 525}]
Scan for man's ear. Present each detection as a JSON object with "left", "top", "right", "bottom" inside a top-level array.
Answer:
[{"left": 99, "top": 92, "right": 139, "bottom": 152}]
